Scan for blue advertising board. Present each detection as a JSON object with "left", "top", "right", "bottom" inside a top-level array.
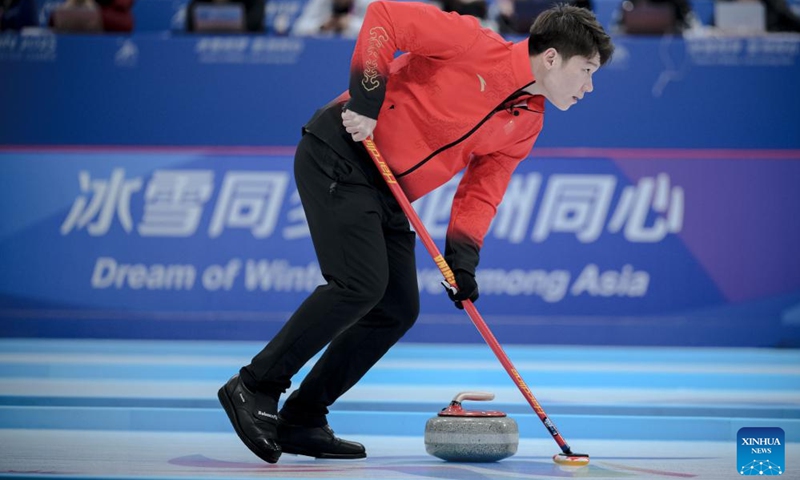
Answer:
[{"left": 1, "top": 147, "right": 798, "bottom": 346}]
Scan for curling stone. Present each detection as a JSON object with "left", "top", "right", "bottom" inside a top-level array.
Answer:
[{"left": 424, "top": 391, "right": 518, "bottom": 462}]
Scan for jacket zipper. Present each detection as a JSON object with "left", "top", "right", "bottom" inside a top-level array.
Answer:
[{"left": 395, "top": 83, "right": 537, "bottom": 179}]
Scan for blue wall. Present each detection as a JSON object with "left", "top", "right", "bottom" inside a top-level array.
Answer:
[
  {"left": 1, "top": 31, "right": 799, "bottom": 347},
  {"left": 2, "top": 33, "right": 799, "bottom": 149}
]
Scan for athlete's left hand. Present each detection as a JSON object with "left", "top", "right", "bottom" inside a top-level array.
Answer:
[{"left": 342, "top": 109, "right": 377, "bottom": 142}]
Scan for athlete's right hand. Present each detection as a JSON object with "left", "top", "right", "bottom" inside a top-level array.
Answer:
[
  {"left": 446, "top": 270, "right": 479, "bottom": 310},
  {"left": 342, "top": 109, "right": 377, "bottom": 142}
]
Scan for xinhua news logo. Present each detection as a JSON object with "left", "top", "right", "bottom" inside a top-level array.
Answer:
[{"left": 737, "top": 427, "right": 784, "bottom": 476}]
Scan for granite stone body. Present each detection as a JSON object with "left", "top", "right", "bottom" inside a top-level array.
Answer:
[{"left": 424, "top": 415, "right": 519, "bottom": 462}]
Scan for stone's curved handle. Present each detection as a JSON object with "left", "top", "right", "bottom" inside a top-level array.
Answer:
[
  {"left": 439, "top": 391, "right": 505, "bottom": 417},
  {"left": 452, "top": 391, "right": 495, "bottom": 404}
]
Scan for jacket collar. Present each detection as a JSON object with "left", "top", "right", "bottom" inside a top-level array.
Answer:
[
  {"left": 512, "top": 39, "right": 546, "bottom": 113},
  {"left": 512, "top": 39, "right": 535, "bottom": 89}
]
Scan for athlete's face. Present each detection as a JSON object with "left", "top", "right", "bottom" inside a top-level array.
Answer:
[{"left": 541, "top": 51, "right": 600, "bottom": 111}]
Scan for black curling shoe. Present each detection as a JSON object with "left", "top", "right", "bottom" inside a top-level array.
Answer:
[
  {"left": 277, "top": 419, "right": 367, "bottom": 459},
  {"left": 217, "top": 375, "right": 282, "bottom": 464}
]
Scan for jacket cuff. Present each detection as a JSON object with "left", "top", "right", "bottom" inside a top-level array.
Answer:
[
  {"left": 444, "top": 238, "right": 480, "bottom": 276},
  {"left": 344, "top": 96, "right": 381, "bottom": 121}
]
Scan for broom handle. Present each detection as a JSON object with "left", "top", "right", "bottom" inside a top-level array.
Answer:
[{"left": 361, "top": 138, "right": 574, "bottom": 454}]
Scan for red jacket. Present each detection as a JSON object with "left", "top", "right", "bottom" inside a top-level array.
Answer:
[{"left": 344, "top": 1, "right": 545, "bottom": 263}]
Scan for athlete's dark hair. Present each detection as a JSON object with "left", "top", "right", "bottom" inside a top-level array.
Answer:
[{"left": 528, "top": 4, "right": 614, "bottom": 66}]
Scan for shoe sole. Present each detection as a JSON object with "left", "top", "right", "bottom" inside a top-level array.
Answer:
[
  {"left": 217, "top": 386, "right": 281, "bottom": 464},
  {"left": 280, "top": 444, "right": 367, "bottom": 460}
]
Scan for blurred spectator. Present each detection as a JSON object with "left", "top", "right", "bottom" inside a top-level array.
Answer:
[
  {"left": 612, "top": 0, "right": 700, "bottom": 35},
  {"left": 763, "top": 0, "right": 800, "bottom": 30},
  {"left": 95, "top": 0, "right": 133, "bottom": 31},
  {"left": 49, "top": 0, "right": 104, "bottom": 32},
  {"left": 715, "top": 0, "right": 800, "bottom": 32},
  {"left": 186, "top": 0, "right": 265, "bottom": 32},
  {"left": 291, "top": 0, "right": 374, "bottom": 37},
  {"left": 441, "top": 0, "right": 497, "bottom": 30},
  {"left": 48, "top": 0, "right": 132, "bottom": 32},
  {"left": 1, "top": 0, "right": 38, "bottom": 31},
  {"left": 496, "top": 0, "right": 593, "bottom": 35}
]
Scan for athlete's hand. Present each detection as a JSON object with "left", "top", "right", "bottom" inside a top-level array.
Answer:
[
  {"left": 446, "top": 270, "right": 479, "bottom": 310},
  {"left": 342, "top": 109, "right": 377, "bottom": 142}
]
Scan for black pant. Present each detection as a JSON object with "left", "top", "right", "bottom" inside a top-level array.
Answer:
[{"left": 240, "top": 133, "right": 419, "bottom": 426}]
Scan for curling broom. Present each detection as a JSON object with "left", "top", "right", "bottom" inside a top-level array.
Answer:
[{"left": 362, "top": 138, "right": 589, "bottom": 466}]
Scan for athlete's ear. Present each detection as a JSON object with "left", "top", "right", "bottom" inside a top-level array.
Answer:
[{"left": 543, "top": 48, "right": 559, "bottom": 69}]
